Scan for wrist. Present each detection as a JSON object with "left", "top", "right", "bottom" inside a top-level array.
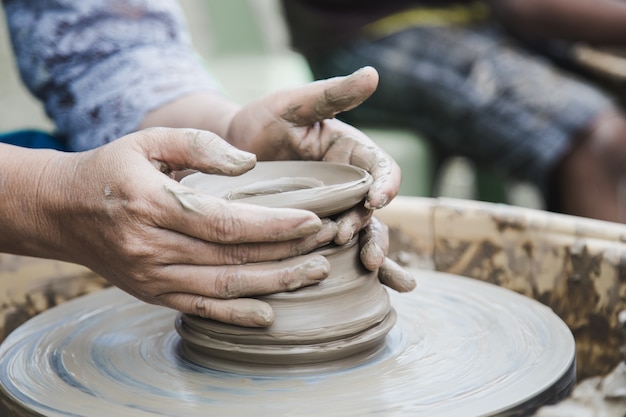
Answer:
[
  {"left": 0, "top": 144, "right": 77, "bottom": 259},
  {"left": 139, "top": 92, "right": 240, "bottom": 139}
]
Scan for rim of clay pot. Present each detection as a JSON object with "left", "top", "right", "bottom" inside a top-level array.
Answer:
[{"left": 180, "top": 161, "right": 373, "bottom": 217}]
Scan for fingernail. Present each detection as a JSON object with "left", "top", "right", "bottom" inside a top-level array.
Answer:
[
  {"left": 361, "top": 242, "right": 384, "bottom": 270},
  {"left": 251, "top": 305, "right": 275, "bottom": 327},
  {"left": 296, "top": 222, "right": 337, "bottom": 254},
  {"left": 379, "top": 259, "right": 417, "bottom": 292},
  {"left": 298, "top": 216, "right": 323, "bottom": 234},
  {"left": 393, "top": 272, "right": 417, "bottom": 292},
  {"left": 300, "top": 256, "right": 330, "bottom": 283},
  {"left": 335, "top": 219, "right": 355, "bottom": 245},
  {"left": 283, "top": 256, "right": 330, "bottom": 291},
  {"left": 402, "top": 276, "right": 417, "bottom": 292},
  {"left": 225, "top": 149, "right": 256, "bottom": 168},
  {"left": 166, "top": 185, "right": 205, "bottom": 214},
  {"left": 369, "top": 180, "right": 390, "bottom": 209},
  {"left": 352, "top": 66, "right": 372, "bottom": 76}
]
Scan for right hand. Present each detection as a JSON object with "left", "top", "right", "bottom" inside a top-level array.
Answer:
[{"left": 28, "top": 128, "right": 338, "bottom": 327}]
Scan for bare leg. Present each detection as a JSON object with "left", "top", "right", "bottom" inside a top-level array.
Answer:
[{"left": 556, "top": 109, "right": 626, "bottom": 223}]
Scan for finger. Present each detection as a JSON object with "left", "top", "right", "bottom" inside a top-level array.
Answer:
[
  {"left": 321, "top": 120, "right": 401, "bottom": 209},
  {"left": 377, "top": 257, "right": 417, "bottom": 293},
  {"left": 151, "top": 253, "right": 330, "bottom": 299},
  {"left": 134, "top": 127, "right": 257, "bottom": 176},
  {"left": 358, "top": 216, "right": 389, "bottom": 271},
  {"left": 278, "top": 66, "right": 379, "bottom": 126},
  {"left": 162, "top": 294, "right": 275, "bottom": 327},
  {"left": 153, "top": 219, "right": 338, "bottom": 265},
  {"left": 334, "top": 204, "right": 373, "bottom": 245},
  {"left": 157, "top": 185, "right": 323, "bottom": 243}
]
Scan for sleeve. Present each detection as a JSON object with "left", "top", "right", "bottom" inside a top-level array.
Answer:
[{"left": 3, "top": 0, "right": 221, "bottom": 151}]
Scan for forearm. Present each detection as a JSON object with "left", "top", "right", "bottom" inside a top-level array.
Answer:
[
  {"left": 490, "top": 0, "right": 626, "bottom": 44},
  {"left": 139, "top": 92, "right": 241, "bottom": 141},
  {"left": 0, "top": 144, "right": 75, "bottom": 260}
]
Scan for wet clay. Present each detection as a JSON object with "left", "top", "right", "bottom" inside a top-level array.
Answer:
[
  {"left": 180, "top": 161, "right": 373, "bottom": 217},
  {"left": 0, "top": 269, "right": 576, "bottom": 417},
  {"left": 177, "top": 161, "right": 394, "bottom": 371},
  {"left": 177, "top": 238, "right": 394, "bottom": 373}
]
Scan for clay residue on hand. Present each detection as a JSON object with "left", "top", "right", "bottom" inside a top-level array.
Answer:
[
  {"left": 165, "top": 184, "right": 206, "bottom": 214},
  {"left": 318, "top": 67, "right": 375, "bottom": 116},
  {"left": 281, "top": 67, "right": 377, "bottom": 125}
]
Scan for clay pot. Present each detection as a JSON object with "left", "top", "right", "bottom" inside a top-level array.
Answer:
[{"left": 176, "top": 161, "right": 395, "bottom": 372}]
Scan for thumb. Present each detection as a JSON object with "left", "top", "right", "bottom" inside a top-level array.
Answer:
[
  {"left": 133, "top": 127, "right": 257, "bottom": 176},
  {"left": 277, "top": 66, "right": 379, "bottom": 126}
]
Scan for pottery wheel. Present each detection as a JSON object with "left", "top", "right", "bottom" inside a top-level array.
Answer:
[{"left": 0, "top": 269, "right": 575, "bottom": 417}]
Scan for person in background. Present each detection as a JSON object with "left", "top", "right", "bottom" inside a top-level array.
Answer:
[
  {"left": 280, "top": 0, "right": 626, "bottom": 223},
  {"left": 0, "top": 0, "right": 414, "bottom": 327}
]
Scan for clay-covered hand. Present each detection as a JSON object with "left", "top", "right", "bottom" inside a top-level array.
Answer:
[
  {"left": 7, "top": 128, "right": 341, "bottom": 327},
  {"left": 225, "top": 67, "right": 412, "bottom": 292},
  {"left": 226, "top": 66, "right": 401, "bottom": 212},
  {"left": 352, "top": 213, "right": 416, "bottom": 293}
]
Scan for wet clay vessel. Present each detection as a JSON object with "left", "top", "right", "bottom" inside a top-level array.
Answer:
[{"left": 178, "top": 161, "right": 394, "bottom": 372}]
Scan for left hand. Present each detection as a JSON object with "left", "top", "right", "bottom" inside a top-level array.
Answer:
[
  {"left": 226, "top": 66, "right": 414, "bottom": 292},
  {"left": 226, "top": 66, "right": 399, "bottom": 211}
]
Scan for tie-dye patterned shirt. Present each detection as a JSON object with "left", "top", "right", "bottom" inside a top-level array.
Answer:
[{"left": 3, "top": 0, "right": 220, "bottom": 151}]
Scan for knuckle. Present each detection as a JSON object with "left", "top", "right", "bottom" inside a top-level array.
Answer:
[
  {"left": 212, "top": 270, "right": 245, "bottom": 299},
  {"left": 185, "top": 129, "right": 220, "bottom": 155},
  {"left": 140, "top": 126, "right": 169, "bottom": 140},
  {"left": 191, "top": 296, "right": 217, "bottom": 319},
  {"left": 121, "top": 233, "right": 159, "bottom": 263},
  {"left": 276, "top": 267, "right": 303, "bottom": 292},
  {"left": 222, "top": 244, "right": 260, "bottom": 265},
  {"left": 213, "top": 207, "right": 246, "bottom": 242},
  {"left": 129, "top": 270, "right": 153, "bottom": 287},
  {"left": 126, "top": 268, "right": 160, "bottom": 296},
  {"left": 190, "top": 296, "right": 243, "bottom": 325}
]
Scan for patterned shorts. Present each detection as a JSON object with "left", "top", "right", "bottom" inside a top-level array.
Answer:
[{"left": 307, "top": 23, "right": 613, "bottom": 201}]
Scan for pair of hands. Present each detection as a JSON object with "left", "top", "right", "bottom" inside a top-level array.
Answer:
[{"left": 41, "top": 67, "right": 415, "bottom": 327}]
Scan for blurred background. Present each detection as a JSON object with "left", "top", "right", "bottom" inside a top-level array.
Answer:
[{"left": 0, "top": 0, "right": 543, "bottom": 207}]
